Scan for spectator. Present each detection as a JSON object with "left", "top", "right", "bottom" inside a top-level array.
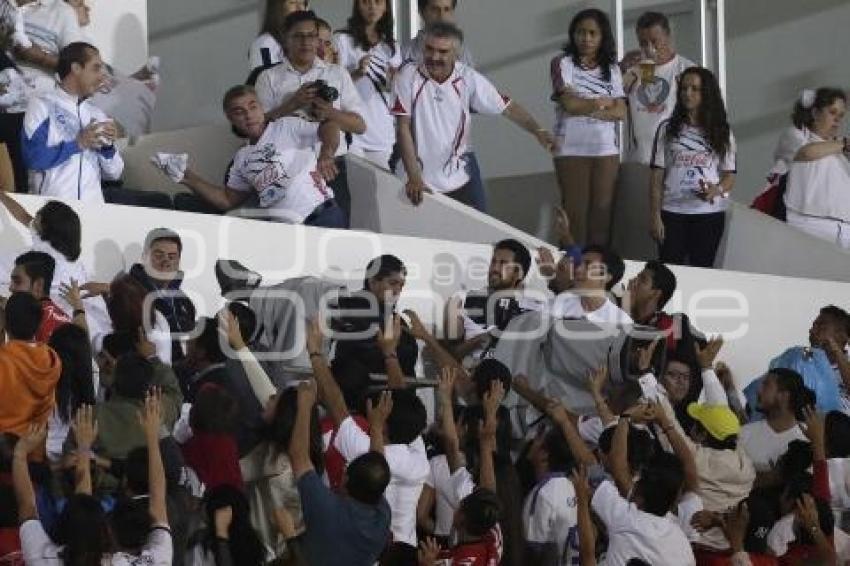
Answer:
[
  {"left": 649, "top": 66, "right": 736, "bottom": 268},
  {"left": 255, "top": 10, "right": 366, "bottom": 226},
  {"left": 46, "top": 323, "right": 95, "bottom": 463},
  {"left": 176, "top": 316, "right": 231, "bottom": 402},
  {"left": 549, "top": 244, "right": 632, "bottom": 325},
  {"left": 202, "top": 485, "right": 267, "bottom": 566},
  {"left": 393, "top": 22, "right": 553, "bottom": 208},
  {"left": 335, "top": 0, "right": 402, "bottom": 169},
  {"left": 623, "top": 259, "right": 676, "bottom": 326},
  {"left": 22, "top": 42, "right": 123, "bottom": 202},
  {"left": 9, "top": 251, "right": 71, "bottom": 342},
  {"left": 739, "top": 369, "right": 812, "bottom": 476},
  {"left": 0, "top": 0, "right": 85, "bottom": 192},
  {"left": 808, "top": 305, "right": 850, "bottom": 414},
  {"left": 621, "top": 12, "right": 696, "bottom": 166},
  {"left": 288, "top": 379, "right": 392, "bottom": 566},
  {"left": 250, "top": 0, "right": 307, "bottom": 72},
  {"left": 163, "top": 84, "right": 345, "bottom": 228},
  {"left": 444, "top": 239, "right": 539, "bottom": 362},
  {"left": 106, "top": 274, "right": 173, "bottom": 365},
  {"left": 400, "top": 0, "right": 488, "bottom": 212},
  {"left": 0, "top": 292, "right": 61, "bottom": 441},
  {"left": 129, "top": 228, "right": 197, "bottom": 362},
  {"left": 316, "top": 18, "right": 338, "bottom": 64},
  {"left": 333, "top": 254, "right": 420, "bottom": 376},
  {"left": 551, "top": 8, "right": 626, "bottom": 246},
  {"left": 784, "top": 88, "right": 850, "bottom": 248}
]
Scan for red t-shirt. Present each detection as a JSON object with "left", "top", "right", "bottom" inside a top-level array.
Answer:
[
  {"left": 35, "top": 299, "right": 71, "bottom": 343},
  {"left": 437, "top": 526, "right": 503, "bottom": 566},
  {"left": 321, "top": 415, "right": 369, "bottom": 491}
]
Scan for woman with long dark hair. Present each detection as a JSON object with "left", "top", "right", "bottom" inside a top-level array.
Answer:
[
  {"left": 551, "top": 8, "right": 626, "bottom": 246},
  {"left": 335, "top": 0, "right": 401, "bottom": 169},
  {"left": 649, "top": 66, "right": 736, "bottom": 268},
  {"left": 107, "top": 273, "right": 172, "bottom": 364},
  {"left": 249, "top": 0, "right": 307, "bottom": 72},
  {"left": 784, "top": 87, "right": 850, "bottom": 248}
]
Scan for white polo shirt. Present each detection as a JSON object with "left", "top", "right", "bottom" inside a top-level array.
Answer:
[
  {"left": 249, "top": 32, "right": 284, "bottom": 71},
  {"left": 391, "top": 62, "right": 510, "bottom": 193},
  {"left": 226, "top": 117, "right": 333, "bottom": 224},
  {"left": 14, "top": 0, "right": 85, "bottom": 92},
  {"left": 254, "top": 56, "right": 365, "bottom": 156},
  {"left": 550, "top": 292, "right": 634, "bottom": 326},
  {"left": 651, "top": 121, "right": 737, "bottom": 215},
  {"left": 522, "top": 474, "right": 578, "bottom": 565},
  {"left": 334, "top": 33, "right": 402, "bottom": 155},
  {"left": 550, "top": 55, "right": 624, "bottom": 157},
  {"left": 623, "top": 54, "right": 695, "bottom": 165},
  {"left": 334, "top": 415, "right": 430, "bottom": 548}
]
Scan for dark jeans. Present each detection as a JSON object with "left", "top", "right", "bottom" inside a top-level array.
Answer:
[
  {"left": 464, "top": 151, "right": 487, "bottom": 212},
  {"left": 327, "top": 156, "right": 351, "bottom": 228},
  {"left": 659, "top": 210, "right": 726, "bottom": 268},
  {"left": 304, "top": 200, "right": 346, "bottom": 229},
  {"left": 0, "top": 112, "right": 26, "bottom": 192},
  {"left": 446, "top": 181, "right": 475, "bottom": 206}
]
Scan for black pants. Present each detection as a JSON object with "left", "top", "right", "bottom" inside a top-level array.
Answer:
[
  {"left": 327, "top": 156, "right": 351, "bottom": 228},
  {"left": 659, "top": 210, "right": 725, "bottom": 268},
  {"left": 446, "top": 181, "right": 474, "bottom": 206},
  {"left": 0, "top": 112, "right": 27, "bottom": 192}
]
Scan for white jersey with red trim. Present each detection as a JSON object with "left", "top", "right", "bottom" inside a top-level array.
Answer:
[{"left": 392, "top": 62, "right": 510, "bottom": 193}]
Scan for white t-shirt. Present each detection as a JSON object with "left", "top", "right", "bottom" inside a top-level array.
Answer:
[
  {"left": 255, "top": 57, "right": 365, "bottom": 157},
  {"left": 15, "top": 0, "right": 85, "bottom": 92},
  {"left": 738, "top": 419, "right": 807, "bottom": 473},
  {"left": 391, "top": 62, "right": 510, "bottom": 193},
  {"left": 550, "top": 55, "right": 624, "bottom": 157},
  {"left": 20, "top": 519, "right": 173, "bottom": 565},
  {"left": 334, "top": 33, "right": 402, "bottom": 154},
  {"left": 522, "top": 474, "right": 578, "bottom": 565},
  {"left": 770, "top": 126, "right": 809, "bottom": 176},
  {"left": 828, "top": 458, "right": 850, "bottom": 511},
  {"left": 550, "top": 292, "right": 634, "bottom": 326},
  {"left": 226, "top": 117, "right": 333, "bottom": 223},
  {"left": 784, "top": 129, "right": 850, "bottom": 222},
  {"left": 334, "top": 415, "right": 430, "bottom": 547},
  {"left": 592, "top": 481, "right": 696, "bottom": 566},
  {"left": 249, "top": 32, "right": 284, "bottom": 71},
  {"left": 400, "top": 30, "right": 475, "bottom": 68},
  {"left": 651, "top": 121, "right": 737, "bottom": 215},
  {"left": 623, "top": 54, "right": 696, "bottom": 165},
  {"left": 425, "top": 454, "right": 475, "bottom": 537}
]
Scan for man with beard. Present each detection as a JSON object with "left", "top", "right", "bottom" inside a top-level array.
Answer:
[
  {"left": 392, "top": 22, "right": 554, "bottom": 207},
  {"left": 808, "top": 305, "right": 850, "bottom": 414}
]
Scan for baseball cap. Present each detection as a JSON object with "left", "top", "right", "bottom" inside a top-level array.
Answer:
[{"left": 686, "top": 403, "right": 740, "bottom": 441}]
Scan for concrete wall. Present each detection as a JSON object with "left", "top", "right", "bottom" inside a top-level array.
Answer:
[
  {"left": 87, "top": 0, "right": 148, "bottom": 74},
  {"left": 3, "top": 194, "right": 850, "bottom": 385}
]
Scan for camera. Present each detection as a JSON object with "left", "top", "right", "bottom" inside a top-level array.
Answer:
[{"left": 311, "top": 79, "right": 339, "bottom": 103}]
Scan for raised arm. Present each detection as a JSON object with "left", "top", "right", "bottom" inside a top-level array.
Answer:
[
  {"left": 377, "top": 315, "right": 407, "bottom": 389},
  {"left": 138, "top": 389, "right": 168, "bottom": 526},
  {"left": 289, "top": 380, "right": 319, "bottom": 479},
  {"left": 12, "top": 423, "right": 47, "bottom": 522},
  {"left": 502, "top": 101, "right": 555, "bottom": 154},
  {"left": 610, "top": 418, "right": 633, "bottom": 496},
  {"left": 366, "top": 390, "right": 393, "bottom": 454},
  {"left": 794, "top": 139, "right": 846, "bottom": 162},
  {"left": 587, "top": 366, "right": 616, "bottom": 426},
  {"left": 403, "top": 309, "right": 466, "bottom": 376},
  {"left": 306, "top": 318, "right": 350, "bottom": 425},
  {"left": 71, "top": 405, "right": 98, "bottom": 495},
  {"left": 546, "top": 397, "right": 598, "bottom": 468},
  {"left": 478, "top": 380, "right": 505, "bottom": 492},
  {"left": 437, "top": 367, "right": 464, "bottom": 473},
  {"left": 221, "top": 310, "right": 276, "bottom": 405},
  {"left": 0, "top": 191, "right": 33, "bottom": 226},
  {"left": 695, "top": 337, "right": 728, "bottom": 405},
  {"left": 180, "top": 170, "right": 250, "bottom": 211},
  {"left": 572, "top": 466, "right": 597, "bottom": 566},
  {"left": 651, "top": 402, "right": 699, "bottom": 493}
]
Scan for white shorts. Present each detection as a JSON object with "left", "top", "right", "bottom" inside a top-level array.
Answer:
[{"left": 786, "top": 209, "right": 850, "bottom": 249}]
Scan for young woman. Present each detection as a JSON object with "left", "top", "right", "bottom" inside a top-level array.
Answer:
[
  {"left": 334, "top": 0, "right": 401, "bottom": 169},
  {"left": 649, "top": 66, "right": 736, "bottom": 268},
  {"left": 249, "top": 0, "right": 307, "bottom": 72},
  {"left": 551, "top": 8, "right": 626, "bottom": 246},
  {"left": 783, "top": 88, "right": 850, "bottom": 248}
]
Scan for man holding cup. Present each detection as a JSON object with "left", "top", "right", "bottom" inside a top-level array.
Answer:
[{"left": 21, "top": 41, "right": 123, "bottom": 203}]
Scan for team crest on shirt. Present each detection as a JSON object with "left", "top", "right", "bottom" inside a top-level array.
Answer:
[
  {"left": 244, "top": 143, "right": 290, "bottom": 207},
  {"left": 637, "top": 77, "right": 671, "bottom": 113}
]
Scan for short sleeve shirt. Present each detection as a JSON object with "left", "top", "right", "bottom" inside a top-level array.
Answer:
[
  {"left": 249, "top": 33, "right": 284, "bottom": 71},
  {"left": 522, "top": 474, "right": 579, "bottom": 565},
  {"left": 15, "top": 1, "right": 85, "bottom": 88},
  {"left": 551, "top": 56, "right": 624, "bottom": 157},
  {"left": 651, "top": 121, "right": 737, "bottom": 214},
  {"left": 334, "top": 33, "right": 403, "bottom": 153},
  {"left": 391, "top": 62, "right": 510, "bottom": 193},
  {"left": 226, "top": 117, "right": 333, "bottom": 223}
]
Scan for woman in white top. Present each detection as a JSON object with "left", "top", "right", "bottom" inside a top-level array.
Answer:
[
  {"left": 650, "top": 66, "right": 736, "bottom": 268},
  {"left": 334, "top": 0, "right": 401, "bottom": 169},
  {"left": 249, "top": 0, "right": 307, "bottom": 73},
  {"left": 783, "top": 87, "right": 850, "bottom": 248},
  {"left": 551, "top": 8, "right": 626, "bottom": 246}
]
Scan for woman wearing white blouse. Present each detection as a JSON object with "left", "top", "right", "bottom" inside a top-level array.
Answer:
[
  {"left": 551, "top": 8, "right": 626, "bottom": 246},
  {"left": 784, "top": 87, "right": 850, "bottom": 249},
  {"left": 249, "top": 0, "right": 307, "bottom": 73},
  {"left": 334, "top": 0, "right": 401, "bottom": 169}
]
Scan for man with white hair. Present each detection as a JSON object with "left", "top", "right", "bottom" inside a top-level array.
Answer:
[{"left": 392, "top": 22, "right": 554, "bottom": 207}]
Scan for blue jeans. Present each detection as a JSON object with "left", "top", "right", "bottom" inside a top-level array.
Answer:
[
  {"left": 304, "top": 200, "right": 346, "bottom": 229},
  {"left": 464, "top": 151, "right": 487, "bottom": 212}
]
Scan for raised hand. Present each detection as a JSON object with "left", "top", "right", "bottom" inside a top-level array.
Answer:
[
  {"left": 13, "top": 421, "right": 47, "bottom": 456},
  {"left": 297, "top": 379, "right": 318, "bottom": 410},
  {"left": 137, "top": 387, "right": 163, "bottom": 441},
  {"left": 695, "top": 336, "right": 724, "bottom": 370},
  {"left": 636, "top": 337, "right": 662, "bottom": 373},
  {"left": 218, "top": 308, "right": 245, "bottom": 351},
  {"left": 306, "top": 317, "right": 324, "bottom": 357},
  {"left": 402, "top": 309, "right": 430, "bottom": 341},
  {"left": 437, "top": 366, "right": 457, "bottom": 402},
  {"left": 59, "top": 278, "right": 84, "bottom": 311},
  {"left": 72, "top": 404, "right": 98, "bottom": 451},
  {"left": 417, "top": 537, "right": 441, "bottom": 566},
  {"left": 571, "top": 464, "right": 591, "bottom": 502},
  {"left": 587, "top": 365, "right": 609, "bottom": 397},
  {"left": 537, "top": 247, "right": 557, "bottom": 278},
  {"left": 377, "top": 314, "right": 402, "bottom": 356},
  {"left": 367, "top": 390, "right": 394, "bottom": 430}
]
